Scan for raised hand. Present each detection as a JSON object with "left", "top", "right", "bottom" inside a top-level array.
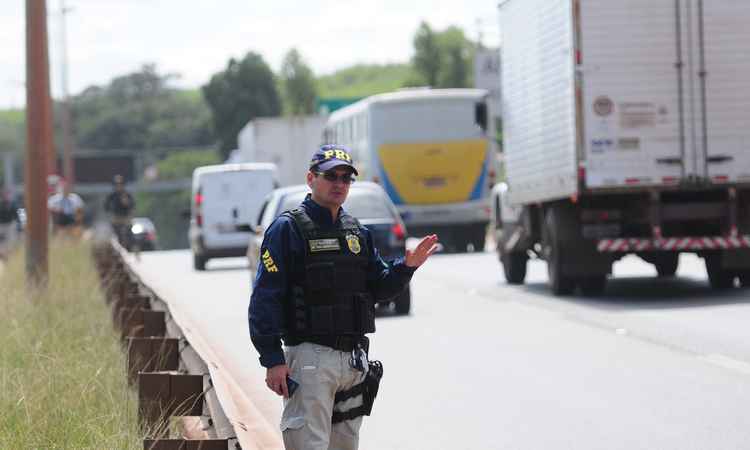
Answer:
[{"left": 405, "top": 234, "right": 439, "bottom": 268}]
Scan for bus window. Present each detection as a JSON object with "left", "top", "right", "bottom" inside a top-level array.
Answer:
[{"left": 475, "top": 102, "right": 488, "bottom": 134}]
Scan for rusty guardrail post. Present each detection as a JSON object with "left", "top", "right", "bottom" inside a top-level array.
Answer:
[
  {"left": 138, "top": 372, "right": 205, "bottom": 435},
  {"left": 121, "top": 309, "right": 166, "bottom": 340},
  {"left": 113, "top": 294, "right": 151, "bottom": 331},
  {"left": 142, "top": 438, "right": 229, "bottom": 450},
  {"left": 127, "top": 337, "right": 179, "bottom": 385}
]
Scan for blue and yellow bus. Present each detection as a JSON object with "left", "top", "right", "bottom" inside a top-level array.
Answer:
[{"left": 323, "top": 88, "right": 494, "bottom": 251}]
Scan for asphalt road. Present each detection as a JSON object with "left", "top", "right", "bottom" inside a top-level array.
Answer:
[{"left": 131, "top": 250, "right": 750, "bottom": 450}]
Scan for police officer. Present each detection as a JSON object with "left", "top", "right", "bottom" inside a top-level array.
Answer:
[{"left": 249, "top": 144, "right": 438, "bottom": 450}]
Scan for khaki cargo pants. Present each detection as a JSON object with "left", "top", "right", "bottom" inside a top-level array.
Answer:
[{"left": 282, "top": 342, "right": 367, "bottom": 450}]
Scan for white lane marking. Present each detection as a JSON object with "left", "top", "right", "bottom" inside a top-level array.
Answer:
[
  {"left": 615, "top": 328, "right": 628, "bottom": 335},
  {"left": 699, "top": 354, "right": 750, "bottom": 376}
]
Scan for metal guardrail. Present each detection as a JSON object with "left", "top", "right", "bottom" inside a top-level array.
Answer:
[{"left": 94, "top": 239, "right": 241, "bottom": 450}]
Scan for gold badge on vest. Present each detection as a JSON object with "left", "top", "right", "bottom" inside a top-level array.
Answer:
[{"left": 346, "top": 234, "right": 361, "bottom": 254}]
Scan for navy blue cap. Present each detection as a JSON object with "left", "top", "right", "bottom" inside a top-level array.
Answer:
[{"left": 310, "top": 144, "right": 358, "bottom": 175}]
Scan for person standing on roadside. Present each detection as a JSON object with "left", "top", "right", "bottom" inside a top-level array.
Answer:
[
  {"left": 47, "top": 182, "right": 85, "bottom": 237},
  {"left": 0, "top": 189, "right": 19, "bottom": 259},
  {"left": 104, "top": 174, "right": 135, "bottom": 249},
  {"left": 249, "top": 144, "right": 439, "bottom": 450}
]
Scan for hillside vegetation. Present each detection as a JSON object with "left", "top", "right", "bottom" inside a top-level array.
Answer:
[{"left": 317, "top": 63, "right": 417, "bottom": 98}]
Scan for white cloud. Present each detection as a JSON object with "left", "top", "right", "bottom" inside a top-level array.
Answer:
[{"left": 1, "top": 0, "right": 500, "bottom": 108}]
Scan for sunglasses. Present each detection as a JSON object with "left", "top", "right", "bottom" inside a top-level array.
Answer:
[{"left": 314, "top": 171, "right": 356, "bottom": 184}]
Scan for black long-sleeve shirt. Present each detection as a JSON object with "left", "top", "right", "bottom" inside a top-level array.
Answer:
[{"left": 103, "top": 191, "right": 135, "bottom": 217}]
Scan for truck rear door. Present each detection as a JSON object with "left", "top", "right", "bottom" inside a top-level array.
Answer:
[
  {"left": 700, "top": 2, "right": 750, "bottom": 184},
  {"left": 579, "top": 0, "right": 750, "bottom": 188},
  {"left": 202, "top": 170, "right": 275, "bottom": 249}
]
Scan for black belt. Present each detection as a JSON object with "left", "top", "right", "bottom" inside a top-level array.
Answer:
[{"left": 284, "top": 335, "right": 362, "bottom": 352}]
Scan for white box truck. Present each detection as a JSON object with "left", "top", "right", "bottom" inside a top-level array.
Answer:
[
  {"left": 495, "top": 0, "right": 750, "bottom": 295},
  {"left": 236, "top": 115, "right": 327, "bottom": 187},
  {"left": 188, "top": 163, "right": 278, "bottom": 270}
]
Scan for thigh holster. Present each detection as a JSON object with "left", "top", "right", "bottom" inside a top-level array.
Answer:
[{"left": 332, "top": 360, "right": 384, "bottom": 424}]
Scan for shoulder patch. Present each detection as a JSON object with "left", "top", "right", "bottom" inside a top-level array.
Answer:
[{"left": 261, "top": 249, "right": 279, "bottom": 273}]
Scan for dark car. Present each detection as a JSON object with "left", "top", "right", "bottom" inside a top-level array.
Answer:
[
  {"left": 247, "top": 182, "right": 411, "bottom": 314},
  {"left": 130, "top": 217, "right": 158, "bottom": 251}
]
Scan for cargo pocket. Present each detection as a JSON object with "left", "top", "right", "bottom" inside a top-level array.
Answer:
[{"left": 280, "top": 415, "right": 306, "bottom": 432}]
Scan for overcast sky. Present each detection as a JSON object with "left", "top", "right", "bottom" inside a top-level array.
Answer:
[{"left": 1, "top": 0, "right": 500, "bottom": 109}]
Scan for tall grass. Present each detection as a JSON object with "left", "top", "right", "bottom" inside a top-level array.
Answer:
[{"left": 0, "top": 239, "right": 141, "bottom": 449}]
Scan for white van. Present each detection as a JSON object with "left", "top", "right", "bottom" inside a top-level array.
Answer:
[{"left": 189, "top": 163, "right": 278, "bottom": 270}]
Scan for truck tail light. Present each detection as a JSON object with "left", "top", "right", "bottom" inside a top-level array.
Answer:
[{"left": 712, "top": 175, "right": 729, "bottom": 183}]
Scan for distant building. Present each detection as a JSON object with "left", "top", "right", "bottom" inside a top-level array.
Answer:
[{"left": 474, "top": 47, "right": 501, "bottom": 119}]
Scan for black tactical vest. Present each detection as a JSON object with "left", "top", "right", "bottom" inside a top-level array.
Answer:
[{"left": 283, "top": 207, "right": 376, "bottom": 338}]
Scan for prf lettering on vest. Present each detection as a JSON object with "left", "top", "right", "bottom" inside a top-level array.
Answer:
[{"left": 262, "top": 249, "right": 278, "bottom": 273}]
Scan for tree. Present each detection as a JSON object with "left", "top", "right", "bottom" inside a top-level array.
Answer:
[
  {"left": 409, "top": 23, "right": 475, "bottom": 89},
  {"left": 436, "top": 26, "right": 473, "bottom": 88},
  {"left": 0, "top": 119, "right": 24, "bottom": 154},
  {"left": 202, "top": 52, "right": 281, "bottom": 158},
  {"left": 135, "top": 149, "right": 222, "bottom": 249},
  {"left": 71, "top": 65, "right": 215, "bottom": 151},
  {"left": 411, "top": 22, "right": 441, "bottom": 87},
  {"left": 280, "top": 48, "right": 317, "bottom": 115}
]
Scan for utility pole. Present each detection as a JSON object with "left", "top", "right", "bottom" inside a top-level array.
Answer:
[
  {"left": 60, "top": 0, "right": 75, "bottom": 188},
  {"left": 25, "top": 0, "right": 54, "bottom": 287}
]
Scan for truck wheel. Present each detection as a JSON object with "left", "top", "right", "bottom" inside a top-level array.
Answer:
[
  {"left": 193, "top": 253, "right": 207, "bottom": 271},
  {"left": 654, "top": 253, "right": 679, "bottom": 277},
  {"left": 544, "top": 207, "right": 575, "bottom": 296},
  {"left": 579, "top": 275, "right": 607, "bottom": 296},
  {"left": 501, "top": 252, "right": 528, "bottom": 284},
  {"left": 705, "top": 254, "right": 734, "bottom": 289},
  {"left": 394, "top": 286, "right": 411, "bottom": 315}
]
